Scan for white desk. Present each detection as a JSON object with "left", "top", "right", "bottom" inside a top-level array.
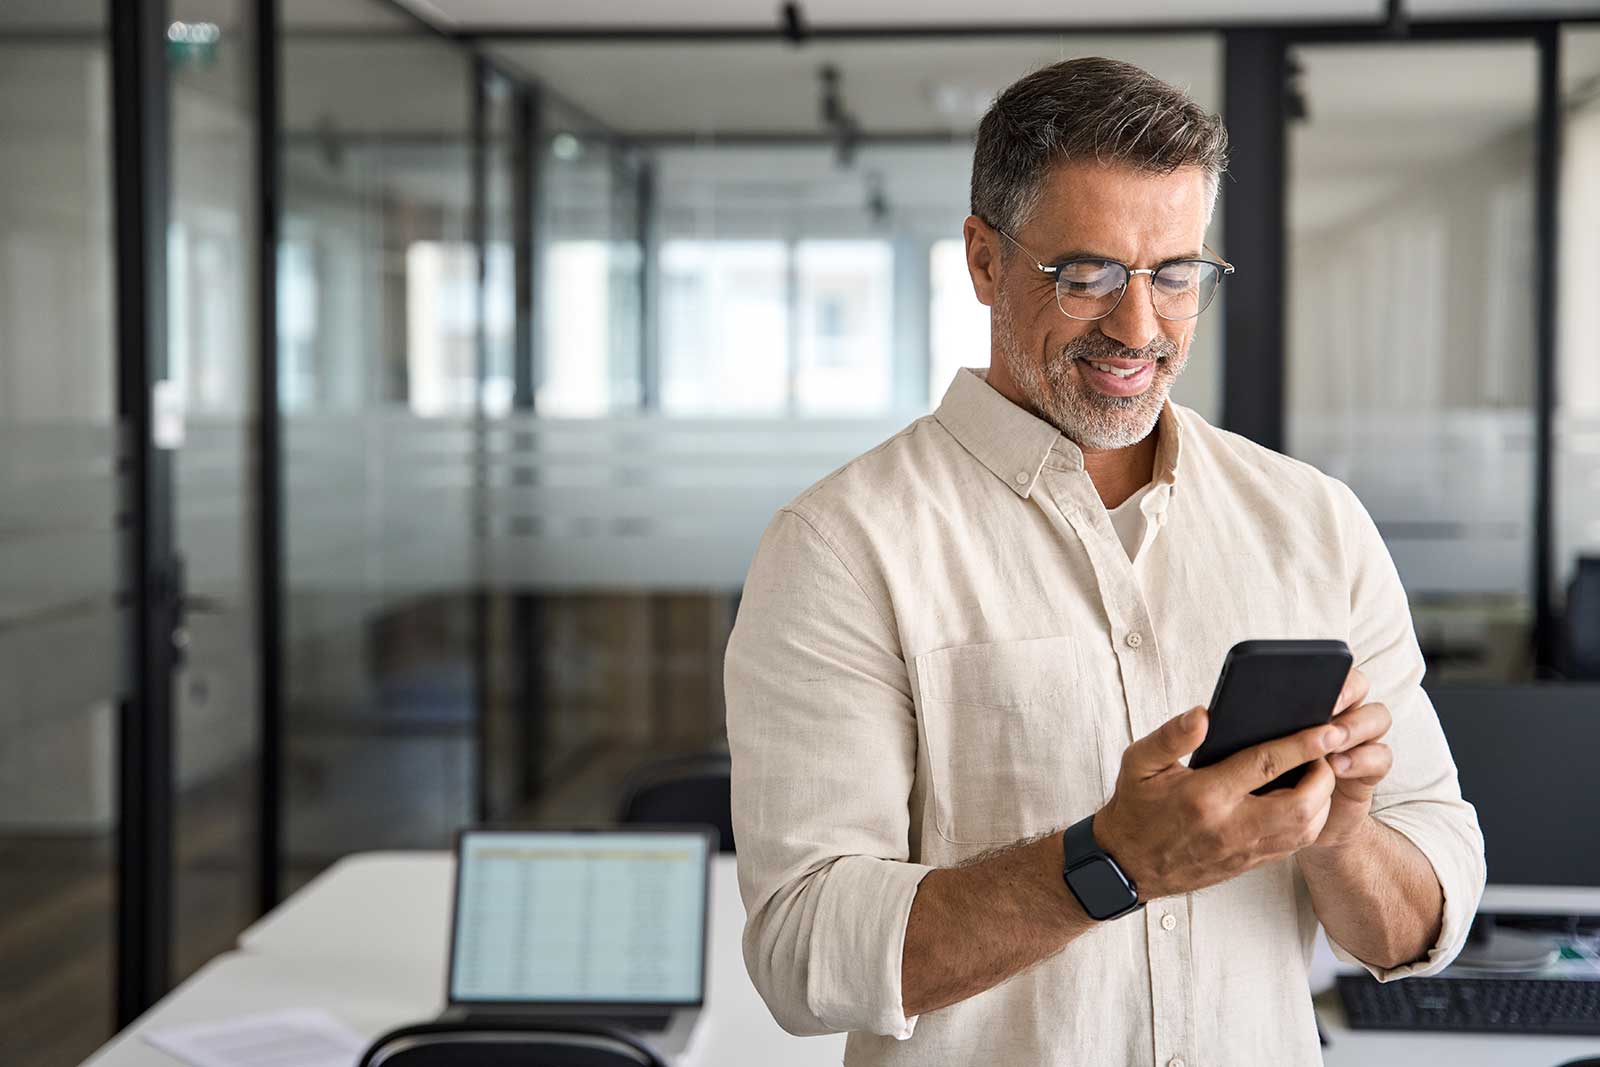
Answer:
[
  {"left": 82, "top": 853, "right": 844, "bottom": 1067},
  {"left": 83, "top": 854, "right": 1600, "bottom": 1066}
]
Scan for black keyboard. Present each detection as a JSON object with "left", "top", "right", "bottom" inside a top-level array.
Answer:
[{"left": 1338, "top": 974, "right": 1600, "bottom": 1035}]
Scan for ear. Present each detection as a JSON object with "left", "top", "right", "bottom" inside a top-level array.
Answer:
[{"left": 963, "top": 215, "right": 1000, "bottom": 308}]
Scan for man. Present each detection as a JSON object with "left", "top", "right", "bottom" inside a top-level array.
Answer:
[{"left": 725, "top": 57, "right": 1484, "bottom": 1066}]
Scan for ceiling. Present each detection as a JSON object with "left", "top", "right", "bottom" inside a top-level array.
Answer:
[
  {"left": 489, "top": 36, "right": 1221, "bottom": 137},
  {"left": 412, "top": 0, "right": 1382, "bottom": 28},
  {"left": 408, "top": 0, "right": 1600, "bottom": 31}
]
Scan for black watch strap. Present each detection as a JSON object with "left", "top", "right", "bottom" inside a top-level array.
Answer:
[
  {"left": 1061, "top": 813, "right": 1143, "bottom": 921},
  {"left": 1062, "top": 812, "right": 1107, "bottom": 869}
]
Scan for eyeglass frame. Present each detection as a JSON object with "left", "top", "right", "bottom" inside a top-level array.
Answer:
[{"left": 993, "top": 226, "right": 1236, "bottom": 322}]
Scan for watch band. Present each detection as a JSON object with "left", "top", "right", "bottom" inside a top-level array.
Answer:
[
  {"left": 1062, "top": 812, "right": 1108, "bottom": 870},
  {"left": 1061, "top": 812, "right": 1143, "bottom": 920}
]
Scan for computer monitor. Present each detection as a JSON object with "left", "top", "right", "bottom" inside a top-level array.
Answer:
[
  {"left": 1429, "top": 684, "right": 1600, "bottom": 888},
  {"left": 447, "top": 827, "right": 714, "bottom": 1011}
]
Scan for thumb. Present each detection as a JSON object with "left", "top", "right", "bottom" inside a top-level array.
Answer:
[{"left": 1122, "top": 705, "right": 1208, "bottom": 779}]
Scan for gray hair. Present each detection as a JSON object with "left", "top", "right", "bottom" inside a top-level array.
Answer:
[{"left": 971, "top": 56, "right": 1229, "bottom": 236}]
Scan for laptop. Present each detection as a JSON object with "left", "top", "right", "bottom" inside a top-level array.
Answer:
[{"left": 441, "top": 826, "right": 716, "bottom": 1058}]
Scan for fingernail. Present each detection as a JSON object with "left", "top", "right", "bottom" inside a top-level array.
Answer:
[
  {"left": 1184, "top": 707, "right": 1202, "bottom": 729},
  {"left": 1331, "top": 753, "right": 1351, "bottom": 773}
]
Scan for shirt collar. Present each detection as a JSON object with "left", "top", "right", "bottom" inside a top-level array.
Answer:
[{"left": 933, "top": 367, "right": 1184, "bottom": 501}]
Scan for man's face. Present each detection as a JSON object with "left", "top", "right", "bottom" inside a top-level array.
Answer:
[{"left": 970, "top": 161, "right": 1211, "bottom": 450}]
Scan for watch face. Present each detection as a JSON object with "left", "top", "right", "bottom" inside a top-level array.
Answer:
[{"left": 1068, "top": 857, "right": 1137, "bottom": 920}]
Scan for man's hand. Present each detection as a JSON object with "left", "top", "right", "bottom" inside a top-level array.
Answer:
[
  {"left": 1094, "top": 704, "right": 1344, "bottom": 901},
  {"left": 1309, "top": 667, "right": 1393, "bottom": 852}
]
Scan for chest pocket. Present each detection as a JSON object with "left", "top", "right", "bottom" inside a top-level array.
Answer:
[{"left": 913, "top": 635, "right": 1106, "bottom": 848}]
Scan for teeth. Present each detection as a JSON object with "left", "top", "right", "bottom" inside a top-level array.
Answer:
[{"left": 1088, "top": 361, "right": 1142, "bottom": 378}]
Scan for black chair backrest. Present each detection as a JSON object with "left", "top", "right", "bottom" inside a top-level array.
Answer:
[
  {"left": 1569, "top": 556, "right": 1600, "bottom": 679},
  {"left": 617, "top": 752, "right": 734, "bottom": 853},
  {"left": 360, "top": 1020, "right": 667, "bottom": 1067}
]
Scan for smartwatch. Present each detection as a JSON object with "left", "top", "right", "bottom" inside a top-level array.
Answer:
[{"left": 1062, "top": 813, "right": 1144, "bottom": 921}]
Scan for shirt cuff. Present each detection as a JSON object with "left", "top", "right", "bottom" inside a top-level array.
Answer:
[
  {"left": 1327, "top": 806, "right": 1486, "bottom": 982},
  {"left": 804, "top": 854, "right": 937, "bottom": 1039}
]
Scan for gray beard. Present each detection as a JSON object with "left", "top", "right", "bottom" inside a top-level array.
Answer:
[{"left": 994, "top": 286, "right": 1183, "bottom": 450}]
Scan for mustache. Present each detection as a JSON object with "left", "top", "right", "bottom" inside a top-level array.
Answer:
[{"left": 1062, "top": 333, "right": 1179, "bottom": 364}]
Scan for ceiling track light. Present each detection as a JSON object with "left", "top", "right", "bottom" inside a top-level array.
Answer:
[
  {"left": 1285, "top": 54, "right": 1309, "bottom": 124},
  {"left": 818, "top": 65, "right": 862, "bottom": 169},
  {"left": 780, "top": 2, "right": 808, "bottom": 46},
  {"left": 865, "top": 171, "right": 889, "bottom": 226},
  {"left": 1385, "top": 0, "right": 1409, "bottom": 38}
]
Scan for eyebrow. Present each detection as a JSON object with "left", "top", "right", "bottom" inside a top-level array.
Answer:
[{"left": 1043, "top": 247, "right": 1206, "bottom": 268}]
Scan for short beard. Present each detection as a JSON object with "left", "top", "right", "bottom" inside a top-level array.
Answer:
[{"left": 994, "top": 285, "right": 1185, "bottom": 451}]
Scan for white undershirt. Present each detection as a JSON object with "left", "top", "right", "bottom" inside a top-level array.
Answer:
[{"left": 1105, "top": 481, "right": 1155, "bottom": 563}]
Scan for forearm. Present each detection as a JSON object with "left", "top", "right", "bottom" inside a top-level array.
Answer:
[
  {"left": 1297, "top": 815, "right": 1443, "bottom": 970},
  {"left": 901, "top": 830, "right": 1094, "bottom": 1017}
]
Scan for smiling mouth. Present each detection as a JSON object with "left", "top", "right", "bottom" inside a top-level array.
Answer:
[{"left": 1078, "top": 357, "right": 1163, "bottom": 378}]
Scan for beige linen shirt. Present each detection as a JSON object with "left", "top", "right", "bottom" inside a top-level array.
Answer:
[{"left": 725, "top": 368, "right": 1485, "bottom": 1067}]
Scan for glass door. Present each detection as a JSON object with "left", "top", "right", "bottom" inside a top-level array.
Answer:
[
  {"left": 167, "top": 0, "right": 262, "bottom": 983},
  {"left": 1284, "top": 38, "right": 1541, "bottom": 682}
]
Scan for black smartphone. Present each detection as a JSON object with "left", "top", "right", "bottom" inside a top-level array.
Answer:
[{"left": 1187, "top": 639, "right": 1354, "bottom": 795}]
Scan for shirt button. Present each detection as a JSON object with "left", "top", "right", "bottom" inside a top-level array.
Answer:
[
  {"left": 1169, "top": 1058, "right": 1186, "bottom": 1067},
  {"left": 1125, "top": 631, "right": 1142, "bottom": 648},
  {"left": 1014, "top": 471, "right": 1029, "bottom": 485},
  {"left": 1160, "top": 912, "right": 1177, "bottom": 931}
]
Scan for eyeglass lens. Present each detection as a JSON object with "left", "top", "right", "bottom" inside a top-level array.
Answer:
[{"left": 1056, "top": 260, "right": 1223, "bottom": 321}]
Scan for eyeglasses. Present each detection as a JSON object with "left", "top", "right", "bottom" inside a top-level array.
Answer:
[{"left": 994, "top": 227, "right": 1235, "bottom": 322}]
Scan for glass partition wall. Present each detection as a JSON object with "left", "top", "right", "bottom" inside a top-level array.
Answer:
[
  {"left": 1557, "top": 25, "right": 1600, "bottom": 679},
  {"left": 0, "top": 6, "right": 122, "bottom": 1064},
  {"left": 1286, "top": 40, "right": 1542, "bottom": 682},
  {"left": 168, "top": 0, "right": 264, "bottom": 985},
  {"left": 279, "top": 19, "right": 478, "bottom": 891}
]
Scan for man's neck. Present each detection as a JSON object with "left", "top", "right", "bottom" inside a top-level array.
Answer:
[{"left": 1081, "top": 425, "right": 1158, "bottom": 511}]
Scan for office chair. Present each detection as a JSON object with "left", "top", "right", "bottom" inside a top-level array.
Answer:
[
  {"left": 617, "top": 751, "right": 734, "bottom": 853},
  {"left": 1567, "top": 556, "right": 1600, "bottom": 679},
  {"left": 359, "top": 1019, "right": 667, "bottom": 1067}
]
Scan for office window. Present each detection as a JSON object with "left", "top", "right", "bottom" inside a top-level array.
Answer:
[
  {"left": 660, "top": 239, "right": 789, "bottom": 415},
  {"left": 795, "top": 240, "right": 894, "bottom": 415},
  {"left": 539, "top": 240, "right": 614, "bottom": 417},
  {"left": 929, "top": 238, "right": 990, "bottom": 408},
  {"left": 405, "top": 240, "right": 477, "bottom": 417}
]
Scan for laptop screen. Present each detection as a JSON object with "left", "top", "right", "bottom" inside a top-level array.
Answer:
[{"left": 449, "top": 829, "right": 712, "bottom": 1007}]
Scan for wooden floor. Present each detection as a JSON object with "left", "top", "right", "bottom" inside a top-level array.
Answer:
[{"left": 0, "top": 763, "right": 260, "bottom": 1067}]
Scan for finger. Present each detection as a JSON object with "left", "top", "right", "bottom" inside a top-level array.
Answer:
[
  {"left": 1334, "top": 667, "right": 1369, "bottom": 715},
  {"left": 1252, "top": 759, "right": 1335, "bottom": 847},
  {"left": 1328, "top": 742, "right": 1392, "bottom": 782},
  {"left": 1122, "top": 706, "right": 1209, "bottom": 779},
  {"left": 1329, "top": 701, "right": 1391, "bottom": 751},
  {"left": 1209, "top": 720, "right": 1342, "bottom": 794}
]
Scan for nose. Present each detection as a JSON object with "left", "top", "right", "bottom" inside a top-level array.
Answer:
[{"left": 1097, "top": 273, "right": 1160, "bottom": 352}]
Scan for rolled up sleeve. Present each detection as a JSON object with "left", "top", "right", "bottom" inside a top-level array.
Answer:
[
  {"left": 725, "top": 506, "right": 935, "bottom": 1038},
  {"left": 1328, "top": 478, "right": 1487, "bottom": 981}
]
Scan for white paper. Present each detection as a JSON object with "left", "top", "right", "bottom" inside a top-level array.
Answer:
[{"left": 143, "top": 1009, "right": 367, "bottom": 1067}]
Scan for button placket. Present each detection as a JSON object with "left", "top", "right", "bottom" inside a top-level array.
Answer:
[{"left": 1049, "top": 475, "right": 1191, "bottom": 1067}]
